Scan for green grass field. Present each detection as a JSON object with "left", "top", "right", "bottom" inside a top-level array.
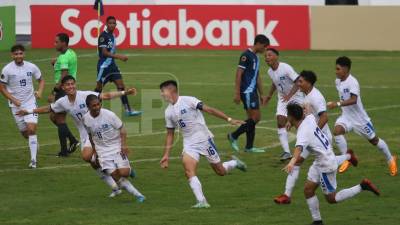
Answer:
[{"left": 0, "top": 49, "right": 399, "bottom": 225}]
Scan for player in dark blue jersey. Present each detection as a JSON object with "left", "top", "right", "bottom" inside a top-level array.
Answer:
[
  {"left": 227, "top": 34, "right": 270, "bottom": 153},
  {"left": 94, "top": 16, "right": 142, "bottom": 116}
]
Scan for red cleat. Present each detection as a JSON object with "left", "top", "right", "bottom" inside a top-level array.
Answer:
[
  {"left": 274, "top": 194, "right": 291, "bottom": 204},
  {"left": 360, "top": 179, "right": 380, "bottom": 196},
  {"left": 347, "top": 149, "right": 358, "bottom": 167}
]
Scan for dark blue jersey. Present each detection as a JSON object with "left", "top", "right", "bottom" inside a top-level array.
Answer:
[
  {"left": 98, "top": 30, "right": 116, "bottom": 67},
  {"left": 238, "top": 49, "right": 259, "bottom": 94}
]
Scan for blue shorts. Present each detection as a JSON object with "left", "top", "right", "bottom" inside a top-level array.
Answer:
[
  {"left": 240, "top": 92, "right": 259, "bottom": 110},
  {"left": 96, "top": 62, "right": 122, "bottom": 85}
]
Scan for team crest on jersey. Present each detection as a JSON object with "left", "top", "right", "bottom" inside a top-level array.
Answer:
[
  {"left": 241, "top": 56, "right": 247, "bottom": 62},
  {"left": 102, "top": 124, "right": 109, "bottom": 129},
  {"left": 180, "top": 109, "right": 187, "bottom": 114},
  {"left": 79, "top": 103, "right": 86, "bottom": 109},
  {"left": 280, "top": 77, "right": 286, "bottom": 80},
  {"left": 343, "top": 88, "right": 349, "bottom": 93},
  {"left": 26, "top": 72, "right": 32, "bottom": 77},
  {"left": 99, "top": 37, "right": 105, "bottom": 42}
]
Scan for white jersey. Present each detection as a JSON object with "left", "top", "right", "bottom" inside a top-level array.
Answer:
[
  {"left": 335, "top": 74, "right": 370, "bottom": 125},
  {"left": 296, "top": 115, "right": 337, "bottom": 173},
  {"left": 267, "top": 62, "right": 303, "bottom": 100},
  {"left": 164, "top": 96, "right": 213, "bottom": 147},
  {"left": 304, "top": 87, "right": 329, "bottom": 129},
  {"left": 83, "top": 109, "right": 123, "bottom": 158},
  {"left": 0, "top": 61, "right": 41, "bottom": 107}
]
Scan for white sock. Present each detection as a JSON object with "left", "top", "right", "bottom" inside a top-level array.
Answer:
[
  {"left": 118, "top": 177, "right": 143, "bottom": 197},
  {"left": 188, "top": 176, "right": 206, "bottom": 203},
  {"left": 28, "top": 135, "right": 38, "bottom": 162},
  {"left": 96, "top": 168, "right": 119, "bottom": 191},
  {"left": 335, "top": 154, "right": 350, "bottom": 165},
  {"left": 284, "top": 166, "right": 300, "bottom": 197},
  {"left": 334, "top": 135, "right": 348, "bottom": 155},
  {"left": 376, "top": 138, "right": 393, "bottom": 162},
  {"left": 335, "top": 185, "right": 362, "bottom": 202},
  {"left": 278, "top": 128, "right": 290, "bottom": 153},
  {"left": 306, "top": 195, "right": 322, "bottom": 221},
  {"left": 222, "top": 160, "right": 238, "bottom": 172}
]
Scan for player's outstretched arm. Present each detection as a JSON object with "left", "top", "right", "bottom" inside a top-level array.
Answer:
[
  {"left": 327, "top": 94, "right": 357, "bottom": 109},
  {"left": 100, "top": 88, "right": 137, "bottom": 100},
  {"left": 317, "top": 112, "right": 329, "bottom": 129},
  {"left": 234, "top": 68, "right": 244, "bottom": 104},
  {"left": 0, "top": 83, "right": 21, "bottom": 107},
  {"left": 120, "top": 126, "right": 129, "bottom": 155},
  {"left": 16, "top": 105, "right": 51, "bottom": 116},
  {"left": 201, "top": 104, "right": 245, "bottom": 126},
  {"left": 283, "top": 146, "right": 302, "bottom": 173},
  {"left": 160, "top": 128, "right": 175, "bottom": 169},
  {"left": 283, "top": 82, "right": 299, "bottom": 102},
  {"left": 257, "top": 73, "right": 268, "bottom": 106}
]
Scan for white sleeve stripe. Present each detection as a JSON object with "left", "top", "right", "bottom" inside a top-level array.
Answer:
[{"left": 238, "top": 65, "right": 246, "bottom": 69}]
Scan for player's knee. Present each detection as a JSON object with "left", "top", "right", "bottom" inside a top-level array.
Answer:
[
  {"left": 326, "top": 194, "right": 337, "bottom": 204},
  {"left": 81, "top": 150, "right": 93, "bottom": 163},
  {"left": 333, "top": 126, "right": 345, "bottom": 136},
  {"left": 369, "top": 137, "right": 379, "bottom": 145},
  {"left": 215, "top": 168, "right": 226, "bottom": 176},
  {"left": 304, "top": 187, "right": 315, "bottom": 198},
  {"left": 21, "top": 131, "right": 29, "bottom": 139},
  {"left": 184, "top": 169, "right": 195, "bottom": 179},
  {"left": 118, "top": 169, "right": 130, "bottom": 177}
]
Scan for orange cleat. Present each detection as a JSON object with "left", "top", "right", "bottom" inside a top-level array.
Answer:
[
  {"left": 388, "top": 155, "right": 398, "bottom": 176},
  {"left": 274, "top": 194, "right": 291, "bottom": 204},
  {"left": 338, "top": 160, "right": 351, "bottom": 173}
]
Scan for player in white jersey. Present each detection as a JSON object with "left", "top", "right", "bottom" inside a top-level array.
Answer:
[
  {"left": 159, "top": 80, "right": 248, "bottom": 208},
  {"left": 284, "top": 103, "right": 380, "bottom": 225},
  {"left": 264, "top": 48, "right": 304, "bottom": 161},
  {"left": 327, "top": 56, "right": 397, "bottom": 176},
  {"left": 83, "top": 95, "right": 145, "bottom": 203},
  {"left": 0, "top": 44, "right": 45, "bottom": 168},
  {"left": 274, "top": 70, "right": 357, "bottom": 204},
  {"left": 17, "top": 75, "right": 137, "bottom": 197}
]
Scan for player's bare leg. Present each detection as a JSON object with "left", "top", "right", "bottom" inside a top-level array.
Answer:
[
  {"left": 275, "top": 157, "right": 304, "bottom": 204},
  {"left": 24, "top": 123, "right": 38, "bottom": 169},
  {"left": 111, "top": 167, "right": 145, "bottom": 202},
  {"left": 113, "top": 78, "right": 142, "bottom": 116},
  {"left": 368, "top": 136, "right": 397, "bottom": 176},
  {"left": 304, "top": 180, "right": 323, "bottom": 225},
  {"left": 210, "top": 155, "right": 247, "bottom": 176},
  {"left": 277, "top": 115, "right": 291, "bottom": 160}
]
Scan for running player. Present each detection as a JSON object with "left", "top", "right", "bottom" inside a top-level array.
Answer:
[
  {"left": 227, "top": 34, "right": 270, "bottom": 153},
  {"left": 284, "top": 103, "right": 380, "bottom": 225},
  {"left": 327, "top": 56, "right": 397, "bottom": 176},
  {"left": 274, "top": 70, "right": 357, "bottom": 204},
  {"left": 264, "top": 48, "right": 304, "bottom": 161},
  {"left": 95, "top": 16, "right": 141, "bottom": 116},
  {"left": 159, "top": 80, "right": 247, "bottom": 208},
  {"left": 83, "top": 94, "right": 145, "bottom": 202},
  {"left": 17, "top": 76, "right": 137, "bottom": 196},
  {"left": 0, "top": 44, "right": 45, "bottom": 168}
]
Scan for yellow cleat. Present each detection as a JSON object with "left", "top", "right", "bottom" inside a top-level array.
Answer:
[
  {"left": 339, "top": 160, "right": 351, "bottom": 173},
  {"left": 388, "top": 155, "right": 398, "bottom": 176}
]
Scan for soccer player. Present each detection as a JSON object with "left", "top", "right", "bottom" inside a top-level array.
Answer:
[
  {"left": 159, "top": 80, "right": 247, "bottom": 208},
  {"left": 17, "top": 75, "right": 137, "bottom": 196},
  {"left": 50, "top": 33, "right": 79, "bottom": 157},
  {"left": 264, "top": 48, "right": 304, "bottom": 161},
  {"left": 274, "top": 70, "right": 357, "bottom": 204},
  {"left": 283, "top": 103, "right": 380, "bottom": 225},
  {"left": 0, "top": 44, "right": 45, "bottom": 168},
  {"left": 95, "top": 16, "right": 142, "bottom": 116},
  {"left": 327, "top": 56, "right": 397, "bottom": 176},
  {"left": 227, "top": 34, "right": 270, "bottom": 153},
  {"left": 83, "top": 94, "right": 145, "bottom": 202}
]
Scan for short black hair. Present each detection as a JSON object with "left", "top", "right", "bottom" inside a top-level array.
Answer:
[
  {"left": 61, "top": 75, "right": 76, "bottom": 84},
  {"left": 106, "top": 16, "right": 116, "bottom": 22},
  {"left": 159, "top": 80, "right": 178, "bottom": 90},
  {"left": 254, "top": 34, "right": 270, "bottom": 46},
  {"left": 86, "top": 94, "right": 100, "bottom": 107},
  {"left": 299, "top": 70, "right": 317, "bottom": 85},
  {"left": 287, "top": 103, "right": 304, "bottom": 121},
  {"left": 336, "top": 56, "right": 352, "bottom": 70},
  {"left": 56, "top": 33, "right": 69, "bottom": 45},
  {"left": 11, "top": 44, "right": 25, "bottom": 52},
  {"left": 266, "top": 47, "right": 279, "bottom": 56}
]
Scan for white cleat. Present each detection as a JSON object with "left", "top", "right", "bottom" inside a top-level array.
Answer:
[
  {"left": 109, "top": 189, "right": 122, "bottom": 198},
  {"left": 29, "top": 160, "right": 37, "bottom": 169}
]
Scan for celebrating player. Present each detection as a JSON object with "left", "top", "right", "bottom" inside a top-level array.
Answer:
[
  {"left": 94, "top": 16, "right": 142, "bottom": 116},
  {"left": 17, "top": 76, "right": 137, "bottom": 196},
  {"left": 159, "top": 80, "right": 247, "bottom": 208},
  {"left": 227, "top": 34, "right": 269, "bottom": 153},
  {"left": 327, "top": 56, "right": 397, "bottom": 176},
  {"left": 264, "top": 48, "right": 304, "bottom": 161},
  {"left": 283, "top": 103, "right": 380, "bottom": 225},
  {"left": 83, "top": 94, "right": 145, "bottom": 202},
  {"left": 0, "top": 44, "right": 45, "bottom": 168}
]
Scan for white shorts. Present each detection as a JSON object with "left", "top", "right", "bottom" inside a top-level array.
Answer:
[
  {"left": 183, "top": 138, "right": 221, "bottom": 164},
  {"left": 99, "top": 151, "right": 130, "bottom": 174},
  {"left": 276, "top": 97, "right": 304, "bottom": 117},
  {"left": 10, "top": 104, "right": 38, "bottom": 132},
  {"left": 307, "top": 164, "right": 337, "bottom": 194},
  {"left": 335, "top": 115, "right": 376, "bottom": 140}
]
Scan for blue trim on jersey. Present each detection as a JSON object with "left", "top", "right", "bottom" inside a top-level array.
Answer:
[
  {"left": 244, "top": 56, "right": 259, "bottom": 94},
  {"left": 366, "top": 122, "right": 375, "bottom": 132},
  {"left": 96, "top": 58, "right": 113, "bottom": 81},
  {"left": 208, "top": 138, "right": 219, "bottom": 153},
  {"left": 321, "top": 173, "right": 335, "bottom": 193},
  {"left": 245, "top": 93, "right": 250, "bottom": 109}
]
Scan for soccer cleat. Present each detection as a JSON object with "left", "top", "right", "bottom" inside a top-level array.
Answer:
[
  {"left": 338, "top": 160, "right": 351, "bottom": 173},
  {"left": 274, "top": 194, "right": 291, "bottom": 204},
  {"left": 57, "top": 151, "right": 69, "bottom": 158},
  {"left": 28, "top": 160, "right": 37, "bottom": 169},
  {"left": 244, "top": 147, "right": 265, "bottom": 153},
  {"left": 310, "top": 220, "right": 324, "bottom": 225},
  {"left": 125, "top": 110, "right": 143, "bottom": 117},
  {"left": 68, "top": 141, "right": 80, "bottom": 154},
  {"left": 360, "top": 179, "right": 380, "bottom": 196},
  {"left": 136, "top": 195, "right": 146, "bottom": 203},
  {"left": 227, "top": 133, "right": 240, "bottom": 152},
  {"left": 109, "top": 189, "right": 122, "bottom": 198},
  {"left": 130, "top": 168, "right": 136, "bottom": 179},
  {"left": 232, "top": 155, "right": 247, "bottom": 172},
  {"left": 388, "top": 155, "right": 398, "bottom": 176},
  {"left": 280, "top": 152, "right": 292, "bottom": 161},
  {"left": 347, "top": 149, "right": 358, "bottom": 167},
  {"left": 191, "top": 201, "right": 211, "bottom": 209}
]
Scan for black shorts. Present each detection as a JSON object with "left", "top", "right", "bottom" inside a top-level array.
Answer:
[
  {"left": 96, "top": 62, "right": 122, "bottom": 85},
  {"left": 54, "top": 89, "right": 66, "bottom": 101},
  {"left": 240, "top": 92, "right": 259, "bottom": 110}
]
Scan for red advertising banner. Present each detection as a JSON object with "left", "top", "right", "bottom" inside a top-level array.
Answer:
[{"left": 31, "top": 5, "right": 310, "bottom": 50}]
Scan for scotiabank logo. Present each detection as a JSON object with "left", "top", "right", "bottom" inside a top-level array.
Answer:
[{"left": 31, "top": 5, "right": 310, "bottom": 50}]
